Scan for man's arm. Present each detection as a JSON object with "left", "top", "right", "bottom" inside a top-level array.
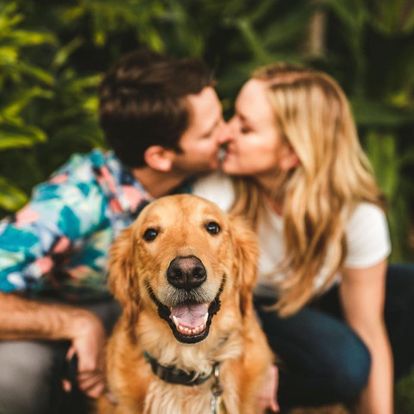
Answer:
[
  {"left": 0, "top": 292, "right": 102, "bottom": 341},
  {"left": 0, "top": 292, "right": 106, "bottom": 398},
  {"left": 0, "top": 153, "right": 114, "bottom": 397}
]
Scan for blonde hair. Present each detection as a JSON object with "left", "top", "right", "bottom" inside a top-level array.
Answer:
[{"left": 231, "top": 63, "right": 383, "bottom": 316}]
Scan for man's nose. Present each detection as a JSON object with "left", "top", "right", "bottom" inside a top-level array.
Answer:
[{"left": 217, "top": 121, "right": 233, "bottom": 145}]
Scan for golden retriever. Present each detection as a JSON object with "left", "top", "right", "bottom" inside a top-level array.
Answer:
[{"left": 97, "top": 194, "right": 274, "bottom": 414}]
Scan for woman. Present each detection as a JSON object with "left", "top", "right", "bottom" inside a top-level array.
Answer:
[{"left": 194, "top": 64, "right": 414, "bottom": 413}]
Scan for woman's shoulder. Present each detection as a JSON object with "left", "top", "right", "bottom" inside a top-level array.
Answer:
[
  {"left": 350, "top": 201, "right": 385, "bottom": 217},
  {"left": 347, "top": 202, "right": 390, "bottom": 236},
  {"left": 192, "top": 172, "right": 235, "bottom": 212},
  {"left": 345, "top": 201, "right": 391, "bottom": 268}
]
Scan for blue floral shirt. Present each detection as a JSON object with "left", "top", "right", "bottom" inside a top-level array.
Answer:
[{"left": 0, "top": 149, "right": 154, "bottom": 302}]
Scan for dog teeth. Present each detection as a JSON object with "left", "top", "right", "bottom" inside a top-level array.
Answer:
[
  {"left": 173, "top": 320, "right": 207, "bottom": 336},
  {"left": 170, "top": 312, "right": 209, "bottom": 336}
]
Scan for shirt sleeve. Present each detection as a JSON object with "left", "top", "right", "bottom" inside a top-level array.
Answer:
[
  {"left": 344, "top": 202, "right": 391, "bottom": 268},
  {"left": 192, "top": 172, "right": 235, "bottom": 212},
  {"left": 0, "top": 155, "right": 107, "bottom": 293}
]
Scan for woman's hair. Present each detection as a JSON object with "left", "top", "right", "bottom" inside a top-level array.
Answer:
[{"left": 231, "top": 63, "right": 384, "bottom": 316}]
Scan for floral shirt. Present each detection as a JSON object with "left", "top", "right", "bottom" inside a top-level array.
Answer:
[{"left": 0, "top": 149, "right": 154, "bottom": 302}]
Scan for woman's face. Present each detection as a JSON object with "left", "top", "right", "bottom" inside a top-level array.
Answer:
[{"left": 222, "top": 79, "right": 290, "bottom": 181}]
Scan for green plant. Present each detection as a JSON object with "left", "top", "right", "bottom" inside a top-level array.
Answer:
[
  {"left": 0, "top": 2, "right": 54, "bottom": 210},
  {"left": 319, "top": 0, "right": 414, "bottom": 261},
  {"left": 0, "top": 0, "right": 413, "bottom": 262}
]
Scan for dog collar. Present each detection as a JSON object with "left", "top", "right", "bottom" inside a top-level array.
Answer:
[{"left": 144, "top": 351, "right": 219, "bottom": 387}]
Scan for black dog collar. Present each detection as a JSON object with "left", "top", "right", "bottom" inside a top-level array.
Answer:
[{"left": 144, "top": 351, "right": 218, "bottom": 387}]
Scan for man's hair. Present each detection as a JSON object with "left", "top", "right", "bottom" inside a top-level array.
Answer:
[{"left": 99, "top": 49, "right": 214, "bottom": 168}]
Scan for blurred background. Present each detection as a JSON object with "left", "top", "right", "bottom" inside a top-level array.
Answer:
[
  {"left": 1, "top": 0, "right": 414, "bottom": 262},
  {"left": 0, "top": 0, "right": 414, "bottom": 410}
]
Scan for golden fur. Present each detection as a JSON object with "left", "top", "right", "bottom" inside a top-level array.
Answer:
[{"left": 97, "top": 194, "right": 273, "bottom": 414}]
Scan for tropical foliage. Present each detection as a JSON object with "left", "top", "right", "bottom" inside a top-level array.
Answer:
[{"left": 1, "top": 0, "right": 413, "bottom": 262}]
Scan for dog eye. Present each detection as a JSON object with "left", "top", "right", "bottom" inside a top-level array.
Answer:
[
  {"left": 205, "top": 221, "right": 221, "bottom": 235},
  {"left": 143, "top": 228, "right": 159, "bottom": 242}
]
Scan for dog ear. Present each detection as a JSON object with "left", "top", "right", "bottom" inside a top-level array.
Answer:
[
  {"left": 229, "top": 214, "right": 259, "bottom": 318},
  {"left": 109, "top": 226, "right": 135, "bottom": 302},
  {"left": 108, "top": 226, "right": 140, "bottom": 332}
]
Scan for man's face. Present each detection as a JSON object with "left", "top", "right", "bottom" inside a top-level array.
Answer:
[{"left": 171, "top": 87, "right": 228, "bottom": 174}]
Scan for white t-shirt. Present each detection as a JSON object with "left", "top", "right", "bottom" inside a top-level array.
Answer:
[{"left": 193, "top": 173, "right": 391, "bottom": 297}]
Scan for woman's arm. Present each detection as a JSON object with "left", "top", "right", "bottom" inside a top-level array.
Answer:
[{"left": 340, "top": 260, "right": 393, "bottom": 414}]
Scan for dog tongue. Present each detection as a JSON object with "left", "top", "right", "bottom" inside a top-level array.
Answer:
[{"left": 170, "top": 303, "right": 209, "bottom": 328}]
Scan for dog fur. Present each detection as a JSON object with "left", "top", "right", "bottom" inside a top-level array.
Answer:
[{"left": 97, "top": 194, "right": 274, "bottom": 414}]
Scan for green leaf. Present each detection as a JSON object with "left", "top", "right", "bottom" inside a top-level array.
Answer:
[
  {"left": 5, "top": 30, "right": 56, "bottom": 47},
  {"left": 0, "top": 176, "right": 27, "bottom": 211},
  {"left": 52, "top": 37, "right": 84, "bottom": 68},
  {"left": 351, "top": 98, "right": 414, "bottom": 127},
  {"left": 262, "top": 6, "right": 312, "bottom": 49},
  {"left": 49, "top": 120, "right": 103, "bottom": 147},
  {"left": 234, "top": 18, "right": 271, "bottom": 62},
  {"left": 18, "top": 62, "right": 54, "bottom": 86},
  {"left": 0, "top": 87, "right": 52, "bottom": 119},
  {"left": 368, "top": 133, "right": 400, "bottom": 198},
  {"left": 71, "top": 74, "right": 102, "bottom": 91},
  {"left": 368, "top": 0, "right": 414, "bottom": 35},
  {"left": 0, "top": 3, "right": 22, "bottom": 32},
  {"left": 82, "top": 96, "right": 99, "bottom": 113},
  {"left": 249, "top": 0, "right": 278, "bottom": 23},
  {"left": 0, "top": 123, "right": 47, "bottom": 150},
  {"left": 321, "top": 0, "right": 367, "bottom": 30},
  {"left": 0, "top": 47, "right": 18, "bottom": 65}
]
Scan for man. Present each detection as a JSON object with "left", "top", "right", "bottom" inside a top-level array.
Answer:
[{"left": 0, "top": 49, "right": 228, "bottom": 414}]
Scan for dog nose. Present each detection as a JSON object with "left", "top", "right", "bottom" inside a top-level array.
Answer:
[{"left": 167, "top": 256, "right": 207, "bottom": 290}]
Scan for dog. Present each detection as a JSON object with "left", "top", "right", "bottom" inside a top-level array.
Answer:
[{"left": 97, "top": 194, "right": 274, "bottom": 414}]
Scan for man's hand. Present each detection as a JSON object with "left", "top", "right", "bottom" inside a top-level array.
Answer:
[
  {"left": 0, "top": 293, "right": 107, "bottom": 398},
  {"left": 63, "top": 311, "right": 106, "bottom": 398},
  {"left": 258, "top": 365, "right": 279, "bottom": 413}
]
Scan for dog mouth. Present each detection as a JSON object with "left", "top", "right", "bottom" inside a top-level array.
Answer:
[
  {"left": 170, "top": 303, "right": 209, "bottom": 338},
  {"left": 144, "top": 278, "right": 225, "bottom": 344}
]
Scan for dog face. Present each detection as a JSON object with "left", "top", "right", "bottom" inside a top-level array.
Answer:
[{"left": 109, "top": 194, "right": 258, "bottom": 344}]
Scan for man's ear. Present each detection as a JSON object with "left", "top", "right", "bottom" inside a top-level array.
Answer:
[
  {"left": 144, "top": 145, "right": 175, "bottom": 172},
  {"left": 279, "top": 143, "right": 299, "bottom": 171}
]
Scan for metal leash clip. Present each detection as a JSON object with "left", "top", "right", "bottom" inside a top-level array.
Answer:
[{"left": 210, "top": 363, "right": 223, "bottom": 414}]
